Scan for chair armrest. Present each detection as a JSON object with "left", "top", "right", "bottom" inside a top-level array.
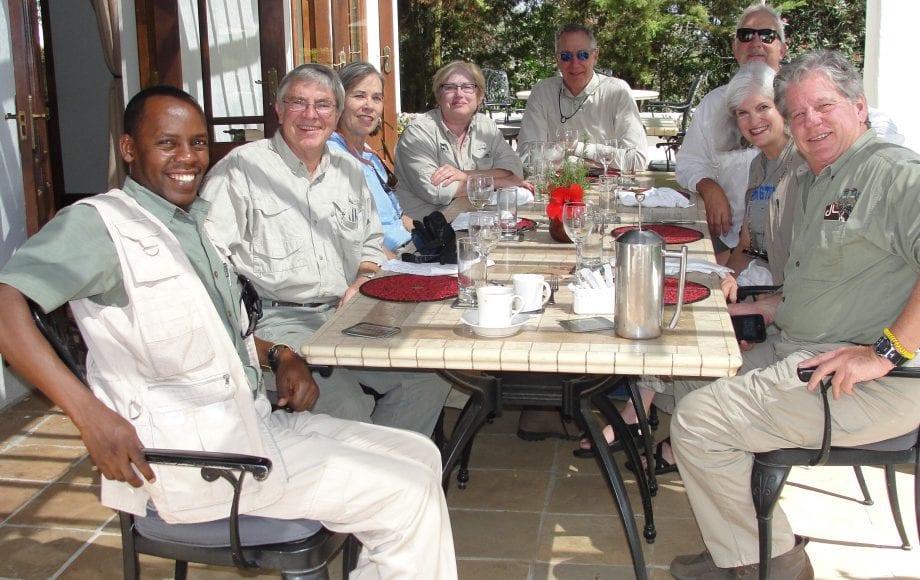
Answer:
[
  {"left": 736, "top": 285, "right": 782, "bottom": 302},
  {"left": 143, "top": 448, "right": 272, "bottom": 481}
]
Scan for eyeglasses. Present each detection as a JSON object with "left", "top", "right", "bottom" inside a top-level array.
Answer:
[
  {"left": 559, "top": 50, "right": 592, "bottom": 62},
  {"left": 439, "top": 83, "right": 478, "bottom": 95},
  {"left": 736, "top": 28, "right": 778, "bottom": 44},
  {"left": 282, "top": 98, "right": 337, "bottom": 117}
]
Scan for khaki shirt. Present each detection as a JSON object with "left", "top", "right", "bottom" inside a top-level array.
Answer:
[
  {"left": 394, "top": 109, "right": 523, "bottom": 219},
  {"left": 776, "top": 132, "right": 920, "bottom": 343},
  {"left": 517, "top": 73, "right": 648, "bottom": 170},
  {"left": 202, "top": 134, "right": 387, "bottom": 303}
]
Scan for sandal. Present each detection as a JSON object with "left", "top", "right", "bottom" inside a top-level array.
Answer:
[
  {"left": 572, "top": 423, "right": 642, "bottom": 458},
  {"left": 624, "top": 438, "right": 679, "bottom": 475}
]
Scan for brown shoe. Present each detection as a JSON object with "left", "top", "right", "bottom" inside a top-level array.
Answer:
[
  {"left": 516, "top": 409, "right": 580, "bottom": 441},
  {"left": 671, "top": 536, "right": 812, "bottom": 580}
]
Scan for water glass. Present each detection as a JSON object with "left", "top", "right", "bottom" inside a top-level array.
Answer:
[
  {"left": 580, "top": 206, "right": 605, "bottom": 269},
  {"left": 496, "top": 187, "right": 518, "bottom": 239},
  {"left": 562, "top": 201, "right": 590, "bottom": 269},
  {"left": 467, "top": 174, "right": 494, "bottom": 210},
  {"left": 598, "top": 138, "right": 616, "bottom": 176},
  {"left": 456, "top": 236, "right": 484, "bottom": 306}
]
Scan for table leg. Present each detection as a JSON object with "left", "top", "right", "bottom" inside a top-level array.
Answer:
[{"left": 437, "top": 370, "right": 500, "bottom": 492}]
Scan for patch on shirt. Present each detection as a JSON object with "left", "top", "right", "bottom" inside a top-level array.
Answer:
[{"left": 825, "top": 187, "right": 860, "bottom": 222}]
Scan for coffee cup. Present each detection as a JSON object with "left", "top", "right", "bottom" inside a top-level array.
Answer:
[
  {"left": 476, "top": 286, "right": 525, "bottom": 327},
  {"left": 512, "top": 273, "right": 552, "bottom": 312}
]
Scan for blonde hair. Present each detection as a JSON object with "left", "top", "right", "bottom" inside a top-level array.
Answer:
[{"left": 432, "top": 61, "right": 486, "bottom": 105}]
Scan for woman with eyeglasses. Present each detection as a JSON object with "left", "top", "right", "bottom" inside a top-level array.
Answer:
[
  {"left": 394, "top": 61, "right": 524, "bottom": 219},
  {"left": 329, "top": 61, "right": 412, "bottom": 259}
]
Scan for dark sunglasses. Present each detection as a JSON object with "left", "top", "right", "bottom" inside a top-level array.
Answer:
[
  {"left": 736, "top": 28, "right": 778, "bottom": 44},
  {"left": 238, "top": 274, "right": 262, "bottom": 338},
  {"left": 559, "top": 50, "right": 592, "bottom": 62}
]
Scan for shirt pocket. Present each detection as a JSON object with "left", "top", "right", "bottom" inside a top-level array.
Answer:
[
  {"left": 250, "top": 196, "right": 309, "bottom": 274},
  {"left": 114, "top": 221, "right": 216, "bottom": 378},
  {"left": 799, "top": 220, "right": 846, "bottom": 282}
]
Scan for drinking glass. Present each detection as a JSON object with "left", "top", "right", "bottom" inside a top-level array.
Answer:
[
  {"left": 496, "top": 187, "right": 518, "bottom": 239},
  {"left": 598, "top": 138, "right": 616, "bottom": 177},
  {"left": 542, "top": 141, "right": 565, "bottom": 170},
  {"left": 614, "top": 139, "right": 640, "bottom": 176},
  {"left": 466, "top": 174, "right": 494, "bottom": 210},
  {"left": 556, "top": 127, "right": 580, "bottom": 158},
  {"left": 456, "top": 236, "right": 484, "bottom": 306},
  {"left": 597, "top": 175, "right": 618, "bottom": 224},
  {"left": 562, "top": 201, "right": 590, "bottom": 269},
  {"left": 528, "top": 159, "right": 550, "bottom": 203},
  {"left": 469, "top": 211, "right": 501, "bottom": 283}
]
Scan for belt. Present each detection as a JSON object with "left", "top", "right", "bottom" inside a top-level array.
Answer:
[{"left": 261, "top": 299, "right": 334, "bottom": 308}]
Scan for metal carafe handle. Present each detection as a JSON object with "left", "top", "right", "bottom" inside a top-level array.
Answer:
[{"left": 664, "top": 246, "right": 688, "bottom": 329}]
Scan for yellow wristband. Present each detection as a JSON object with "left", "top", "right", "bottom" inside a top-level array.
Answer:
[{"left": 883, "top": 328, "right": 915, "bottom": 360}]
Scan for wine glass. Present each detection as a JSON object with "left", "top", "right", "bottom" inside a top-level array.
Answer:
[
  {"left": 613, "top": 139, "right": 640, "bottom": 176},
  {"left": 562, "top": 201, "right": 590, "bottom": 269},
  {"left": 542, "top": 141, "right": 565, "bottom": 170},
  {"left": 598, "top": 138, "right": 616, "bottom": 177},
  {"left": 466, "top": 174, "right": 494, "bottom": 210},
  {"left": 469, "top": 211, "right": 501, "bottom": 283},
  {"left": 556, "top": 127, "right": 580, "bottom": 159}
]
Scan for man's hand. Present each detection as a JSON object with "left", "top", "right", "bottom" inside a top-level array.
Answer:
[
  {"left": 431, "top": 164, "right": 467, "bottom": 191},
  {"left": 697, "top": 179, "right": 732, "bottom": 239},
  {"left": 76, "top": 402, "right": 154, "bottom": 487},
  {"left": 339, "top": 276, "right": 371, "bottom": 308},
  {"left": 727, "top": 298, "right": 779, "bottom": 351},
  {"left": 798, "top": 346, "right": 895, "bottom": 400},
  {"left": 721, "top": 274, "right": 739, "bottom": 303},
  {"left": 274, "top": 348, "right": 319, "bottom": 411}
]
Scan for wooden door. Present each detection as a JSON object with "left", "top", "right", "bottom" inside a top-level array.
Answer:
[{"left": 6, "top": 0, "right": 61, "bottom": 235}]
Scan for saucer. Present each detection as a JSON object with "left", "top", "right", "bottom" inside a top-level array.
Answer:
[{"left": 460, "top": 312, "right": 533, "bottom": 338}]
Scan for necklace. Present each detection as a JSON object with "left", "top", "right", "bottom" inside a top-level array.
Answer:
[{"left": 558, "top": 87, "right": 590, "bottom": 124}]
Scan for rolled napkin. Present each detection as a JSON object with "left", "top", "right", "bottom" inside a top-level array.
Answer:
[
  {"left": 451, "top": 212, "right": 472, "bottom": 231},
  {"left": 665, "top": 257, "right": 733, "bottom": 278},
  {"left": 620, "top": 187, "right": 692, "bottom": 208},
  {"left": 488, "top": 186, "right": 535, "bottom": 206},
  {"left": 381, "top": 259, "right": 458, "bottom": 277}
]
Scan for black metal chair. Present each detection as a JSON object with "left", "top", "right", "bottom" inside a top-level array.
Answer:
[
  {"left": 481, "top": 67, "right": 516, "bottom": 123},
  {"left": 751, "top": 366, "right": 920, "bottom": 580},
  {"left": 30, "top": 301, "right": 356, "bottom": 579},
  {"left": 646, "top": 72, "right": 707, "bottom": 169}
]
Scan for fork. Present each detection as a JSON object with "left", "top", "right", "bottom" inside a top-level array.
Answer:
[{"left": 548, "top": 274, "right": 559, "bottom": 305}]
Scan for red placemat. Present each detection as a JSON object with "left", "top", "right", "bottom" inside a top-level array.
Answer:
[
  {"left": 611, "top": 224, "right": 703, "bottom": 244},
  {"left": 517, "top": 218, "right": 537, "bottom": 232},
  {"left": 360, "top": 274, "right": 458, "bottom": 302},
  {"left": 664, "top": 278, "right": 710, "bottom": 305}
]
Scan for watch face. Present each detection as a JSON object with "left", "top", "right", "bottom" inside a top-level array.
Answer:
[{"left": 874, "top": 335, "right": 906, "bottom": 366}]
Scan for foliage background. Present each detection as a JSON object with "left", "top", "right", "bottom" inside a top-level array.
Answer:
[{"left": 397, "top": 0, "right": 866, "bottom": 112}]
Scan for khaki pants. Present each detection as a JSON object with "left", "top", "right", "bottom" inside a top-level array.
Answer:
[{"left": 670, "top": 332, "right": 920, "bottom": 568}]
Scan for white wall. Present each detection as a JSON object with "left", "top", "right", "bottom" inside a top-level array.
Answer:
[{"left": 865, "top": 0, "right": 920, "bottom": 153}]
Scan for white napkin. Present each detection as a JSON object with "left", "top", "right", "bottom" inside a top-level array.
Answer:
[
  {"left": 452, "top": 212, "right": 471, "bottom": 231},
  {"left": 619, "top": 187, "right": 692, "bottom": 208},
  {"left": 380, "top": 259, "right": 458, "bottom": 277},
  {"left": 488, "top": 186, "right": 535, "bottom": 206},
  {"left": 736, "top": 260, "right": 774, "bottom": 286},
  {"left": 665, "top": 257, "right": 733, "bottom": 278}
]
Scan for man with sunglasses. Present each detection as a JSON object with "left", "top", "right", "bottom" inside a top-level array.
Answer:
[
  {"left": 517, "top": 23, "right": 648, "bottom": 172},
  {"left": 0, "top": 85, "right": 458, "bottom": 579},
  {"left": 202, "top": 64, "right": 452, "bottom": 437}
]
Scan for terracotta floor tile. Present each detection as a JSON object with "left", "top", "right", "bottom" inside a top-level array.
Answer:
[
  {"left": 0, "top": 479, "right": 44, "bottom": 520},
  {"left": 8, "top": 483, "right": 115, "bottom": 531},
  {"left": 0, "top": 527, "right": 94, "bottom": 578},
  {"left": 57, "top": 455, "right": 102, "bottom": 486},
  {"left": 536, "top": 512, "right": 651, "bottom": 566},
  {"left": 534, "top": 561, "right": 643, "bottom": 579},
  {"left": 458, "top": 558, "right": 531, "bottom": 579},
  {"left": 0, "top": 444, "right": 87, "bottom": 481},
  {"left": 446, "top": 469, "right": 550, "bottom": 512},
  {"left": 464, "top": 432, "right": 557, "bottom": 471},
  {"left": 450, "top": 509, "right": 541, "bottom": 560}
]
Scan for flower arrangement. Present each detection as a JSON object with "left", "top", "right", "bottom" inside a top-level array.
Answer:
[{"left": 546, "top": 182, "right": 584, "bottom": 220}]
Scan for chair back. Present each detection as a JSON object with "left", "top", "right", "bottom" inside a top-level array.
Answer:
[
  {"left": 482, "top": 67, "right": 512, "bottom": 108},
  {"left": 30, "top": 302, "right": 88, "bottom": 383}
]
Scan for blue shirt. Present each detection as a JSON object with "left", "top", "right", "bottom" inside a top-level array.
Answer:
[{"left": 328, "top": 132, "right": 412, "bottom": 250}]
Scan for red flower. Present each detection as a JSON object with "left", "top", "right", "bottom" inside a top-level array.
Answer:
[{"left": 546, "top": 183, "right": 584, "bottom": 220}]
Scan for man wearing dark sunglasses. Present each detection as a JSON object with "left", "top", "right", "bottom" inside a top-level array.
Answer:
[
  {"left": 517, "top": 23, "right": 648, "bottom": 174},
  {"left": 676, "top": 3, "right": 789, "bottom": 265}
]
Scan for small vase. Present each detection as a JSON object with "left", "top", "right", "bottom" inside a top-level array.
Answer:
[{"left": 549, "top": 218, "right": 573, "bottom": 243}]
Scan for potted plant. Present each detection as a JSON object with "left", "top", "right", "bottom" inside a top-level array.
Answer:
[{"left": 545, "top": 160, "right": 589, "bottom": 243}]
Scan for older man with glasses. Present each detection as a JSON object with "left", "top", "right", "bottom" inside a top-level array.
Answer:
[
  {"left": 516, "top": 23, "right": 648, "bottom": 172},
  {"left": 201, "top": 63, "right": 451, "bottom": 437}
]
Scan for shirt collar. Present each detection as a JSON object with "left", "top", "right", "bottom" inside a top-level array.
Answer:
[
  {"left": 122, "top": 177, "right": 210, "bottom": 225},
  {"left": 560, "top": 72, "right": 599, "bottom": 99},
  {"left": 817, "top": 129, "right": 875, "bottom": 181},
  {"left": 270, "top": 131, "right": 332, "bottom": 179}
]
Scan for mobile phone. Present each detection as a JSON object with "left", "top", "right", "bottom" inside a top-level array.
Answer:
[
  {"left": 797, "top": 367, "right": 815, "bottom": 382},
  {"left": 342, "top": 322, "right": 401, "bottom": 339},
  {"left": 559, "top": 317, "right": 616, "bottom": 333},
  {"left": 730, "top": 313, "right": 766, "bottom": 343}
]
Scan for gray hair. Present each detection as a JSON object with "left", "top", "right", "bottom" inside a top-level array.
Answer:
[
  {"left": 715, "top": 62, "right": 778, "bottom": 151},
  {"left": 277, "top": 63, "right": 345, "bottom": 114},
  {"left": 774, "top": 50, "right": 865, "bottom": 121},
  {"left": 736, "top": 3, "right": 786, "bottom": 45},
  {"left": 555, "top": 24, "right": 597, "bottom": 52}
]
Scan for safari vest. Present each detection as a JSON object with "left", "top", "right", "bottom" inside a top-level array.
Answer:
[{"left": 70, "top": 190, "right": 283, "bottom": 523}]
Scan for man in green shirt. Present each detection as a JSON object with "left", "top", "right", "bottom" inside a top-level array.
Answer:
[{"left": 669, "top": 51, "right": 920, "bottom": 579}]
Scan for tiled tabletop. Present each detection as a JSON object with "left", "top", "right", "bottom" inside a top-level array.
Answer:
[{"left": 301, "top": 175, "right": 742, "bottom": 378}]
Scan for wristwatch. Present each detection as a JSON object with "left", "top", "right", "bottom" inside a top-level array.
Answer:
[
  {"left": 873, "top": 334, "right": 909, "bottom": 367},
  {"left": 359, "top": 272, "right": 376, "bottom": 280},
  {"left": 267, "top": 343, "right": 294, "bottom": 372}
]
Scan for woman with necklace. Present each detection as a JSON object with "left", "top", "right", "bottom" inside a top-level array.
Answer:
[
  {"left": 329, "top": 62, "right": 412, "bottom": 259},
  {"left": 394, "top": 61, "right": 524, "bottom": 219}
]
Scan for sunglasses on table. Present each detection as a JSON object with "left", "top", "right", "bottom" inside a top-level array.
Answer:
[
  {"left": 736, "top": 28, "right": 778, "bottom": 44},
  {"left": 558, "top": 50, "right": 592, "bottom": 62}
]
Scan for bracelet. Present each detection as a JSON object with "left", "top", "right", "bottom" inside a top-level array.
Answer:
[{"left": 883, "top": 328, "right": 915, "bottom": 360}]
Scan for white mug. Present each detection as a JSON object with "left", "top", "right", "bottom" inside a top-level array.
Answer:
[
  {"left": 476, "top": 286, "right": 525, "bottom": 327},
  {"left": 512, "top": 273, "right": 552, "bottom": 312}
]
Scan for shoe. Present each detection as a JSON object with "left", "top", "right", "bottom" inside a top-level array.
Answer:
[
  {"left": 670, "top": 536, "right": 812, "bottom": 580},
  {"left": 516, "top": 409, "right": 580, "bottom": 441},
  {"left": 625, "top": 438, "right": 678, "bottom": 475},
  {"left": 572, "top": 423, "right": 642, "bottom": 458}
]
